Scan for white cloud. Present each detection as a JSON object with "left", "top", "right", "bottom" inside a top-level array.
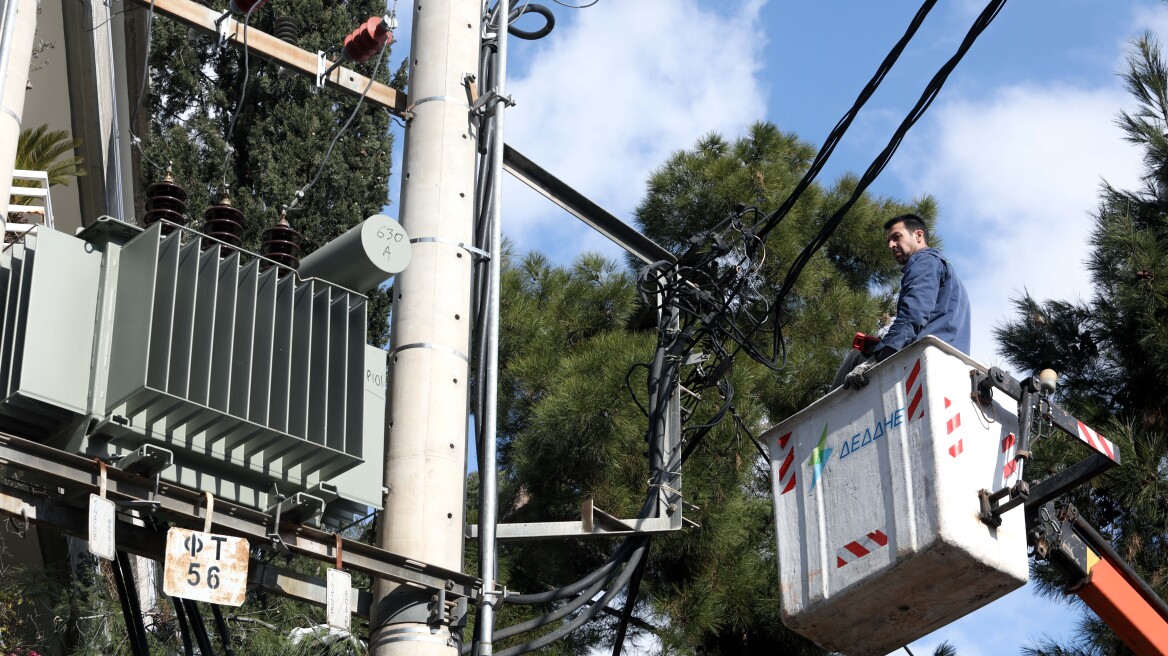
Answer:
[
  {"left": 892, "top": 82, "right": 1142, "bottom": 368},
  {"left": 1131, "top": 2, "right": 1168, "bottom": 45},
  {"left": 502, "top": 0, "right": 769, "bottom": 262}
]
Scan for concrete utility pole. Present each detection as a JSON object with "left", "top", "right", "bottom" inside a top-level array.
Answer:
[
  {"left": 371, "top": 1, "right": 480, "bottom": 654},
  {"left": 0, "top": 0, "right": 40, "bottom": 218}
]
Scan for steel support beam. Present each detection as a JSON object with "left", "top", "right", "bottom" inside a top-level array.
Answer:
[
  {"left": 501, "top": 145, "right": 675, "bottom": 266},
  {"left": 123, "top": 0, "right": 407, "bottom": 115},
  {"left": 0, "top": 433, "right": 478, "bottom": 599}
]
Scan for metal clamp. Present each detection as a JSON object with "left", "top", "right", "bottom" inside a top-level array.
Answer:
[
  {"left": 214, "top": 10, "right": 232, "bottom": 47},
  {"left": 408, "top": 236, "right": 490, "bottom": 261},
  {"left": 470, "top": 88, "right": 516, "bottom": 117},
  {"left": 388, "top": 341, "right": 470, "bottom": 363},
  {"left": 267, "top": 490, "right": 291, "bottom": 554},
  {"left": 317, "top": 50, "right": 343, "bottom": 89},
  {"left": 405, "top": 95, "right": 472, "bottom": 115},
  {"left": 429, "top": 580, "right": 458, "bottom": 626}
]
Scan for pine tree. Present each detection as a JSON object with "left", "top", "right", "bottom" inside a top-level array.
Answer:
[
  {"left": 489, "top": 122, "right": 933, "bottom": 653},
  {"left": 137, "top": 0, "right": 403, "bottom": 343},
  {"left": 995, "top": 33, "right": 1168, "bottom": 656}
]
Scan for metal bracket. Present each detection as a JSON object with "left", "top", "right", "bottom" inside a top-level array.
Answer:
[
  {"left": 214, "top": 10, "right": 232, "bottom": 48},
  {"left": 316, "top": 51, "right": 343, "bottom": 89},
  {"left": 1028, "top": 502, "right": 1092, "bottom": 591},
  {"left": 265, "top": 492, "right": 325, "bottom": 554},
  {"left": 470, "top": 88, "right": 516, "bottom": 116},
  {"left": 977, "top": 479, "right": 1029, "bottom": 529},
  {"left": 266, "top": 492, "right": 291, "bottom": 554},
  {"left": 428, "top": 580, "right": 461, "bottom": 627},
  {"left": 116, "top": 444, "right": 173, "bottom": 477}
]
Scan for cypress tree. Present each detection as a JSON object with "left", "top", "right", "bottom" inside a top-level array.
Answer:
[{"left": 137, "top": 0, "right": 404, "bottom": 343}]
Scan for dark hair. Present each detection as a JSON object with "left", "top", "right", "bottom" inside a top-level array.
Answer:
[{"left": 884, "top": 213, "right": 929, "bottom": 243}]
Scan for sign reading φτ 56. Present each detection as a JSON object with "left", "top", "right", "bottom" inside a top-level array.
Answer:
[{"left": 163, "top": 527, "right": 249, "bottom": 606}]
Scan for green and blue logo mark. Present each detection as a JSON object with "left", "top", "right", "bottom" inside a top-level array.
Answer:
[{"left": 807, "top": 422, "right": 833, "bottom": 490}]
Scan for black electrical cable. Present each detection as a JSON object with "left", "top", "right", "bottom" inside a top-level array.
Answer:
[
  {"left": 128, "top": 0, "right": 166, "bottom": 171},
  {"left": 117, "top": 551, "right": 152, "bottom": 655},
  {"left": 732, "top": 405, "right": 770, "bottom": 463},
  {"left": 494, "top": 539, "right": 649, "bottom": 656},
  {"left": 220, "top": 1, "right": 260, "bottom": 191},
  {"left": 210, "top": 604, "right": 236, "bottom": 656},
  {"left": 507, "top": 3, "right": 555, "bottom": 40},
  {"left": 110, "top": 551, "right": 147, "bottom": 656},
  {"left": 287, "top": 44, "right": 388, "bottom": 210},
  {"left": 610, "top": 538, "right": 650, "bottom": 656},
  {"left": 504, "top": 537, "right": 639, "bottom": 604},
  {"left": 552, "top": 0, "right": 599, "bottom": 7},
  {"left": 755, "top": 0, "right": 939, "bottom": 239},
  {"left": 773, "top": 0, "right": 1009, "bottom": 306},
  {"left": 170, "top": 596, "right": 194, "bottom": 656},
  {"left": 485, "top": 544, "right": 637, "bottom": 644},
  {"left": 183, "top": 599, "right": 216, "bottom": 656}
]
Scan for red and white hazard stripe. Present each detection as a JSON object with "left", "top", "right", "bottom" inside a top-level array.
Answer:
[
  {"left": 1001, "top": 432, "right": 1018, "bottom": 480},
  {"left": 836, "top": 528, "right": 889, "bottom": 568},
  {"left": 945, "top": 397, "right": 963, "bottom": 457},
  {"left": 1076, "top": 421, "right": 1118, "bottom": 462},
  {"left": 905, "top": 359, "right": 925, "bottom": 423},
  {"left": 776, "top": 432, "right": 796, "bottom": 495}
]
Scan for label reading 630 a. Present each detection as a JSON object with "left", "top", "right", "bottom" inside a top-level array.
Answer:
[{"left": 163, "top": 527, "right": 249, "bottom": 606}]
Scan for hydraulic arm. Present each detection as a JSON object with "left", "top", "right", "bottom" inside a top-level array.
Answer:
[{"left": 1029, "top": 502, "right": 1168, "bottom": 656}]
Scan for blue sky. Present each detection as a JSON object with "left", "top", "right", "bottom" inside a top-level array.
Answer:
[{"left": 382, "top": 1, "right": 1165, "bottom": 653}]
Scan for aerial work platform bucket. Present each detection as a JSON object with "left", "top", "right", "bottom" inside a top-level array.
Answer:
[{"left": 766, "top": 337, "right": 1028, "bottom": 656}]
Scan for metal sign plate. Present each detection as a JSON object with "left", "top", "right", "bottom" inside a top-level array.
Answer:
[
  {"left": 326, "top": 568, "right": 352, "bottom": 630},
  {"left": 162, "top": 527, "right": 249, "bottom": 606},
  {"left": 88, "top": 494, "right": 116, "bottom": 561}
]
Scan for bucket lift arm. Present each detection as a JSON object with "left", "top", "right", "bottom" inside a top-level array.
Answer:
[
  {"left": 1029, "top": 502, "right": 1168, "bottom": 656},
  {"left": 969, "top": 367, "right": 1167, "bottom": 654},
  {"left": 970, "top": 366, "right": 1120, "bottom": 526}
]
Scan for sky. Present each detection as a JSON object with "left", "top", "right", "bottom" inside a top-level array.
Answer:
[{"left": 380, "top": 1, "right": 1165, "bottom": 654}]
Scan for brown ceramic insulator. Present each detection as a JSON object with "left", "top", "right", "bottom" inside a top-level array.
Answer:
[
  {"left": 201, "top": 196, "right": 245, "bottom": 252},
  {"left": 260, "top": 215, "right": 302, "bottom": 274},
  {"left": 143, "top": 172, "right": 188, "bottom": 233},
  {"left": 273, "top": 16, "right": 299, "bottom": 46}
]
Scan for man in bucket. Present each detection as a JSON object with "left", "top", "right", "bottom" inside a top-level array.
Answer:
[{"left": 842, "top": 213, "right": 971, "bottom": 389}]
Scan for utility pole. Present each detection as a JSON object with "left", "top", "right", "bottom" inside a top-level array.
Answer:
[{"left": 371, "top": 1, "right": 480, "bottom": 654}]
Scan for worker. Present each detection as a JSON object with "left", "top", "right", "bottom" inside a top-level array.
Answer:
[{"left": 844, "top": 213, "right": 971, "bottom": 389}]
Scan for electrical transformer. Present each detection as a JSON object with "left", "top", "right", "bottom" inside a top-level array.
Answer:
[{"left": 0, "top": 218, "right": 387, "bottom": 526}]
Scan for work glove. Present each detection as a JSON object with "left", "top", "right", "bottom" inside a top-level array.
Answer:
[{"left": 843, "top": 360, "right": 873, "bottom": 390}]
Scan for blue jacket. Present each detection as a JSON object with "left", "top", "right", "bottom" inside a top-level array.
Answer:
[{"left": 877, "top": 247, "right": 970, "bottom": 360}]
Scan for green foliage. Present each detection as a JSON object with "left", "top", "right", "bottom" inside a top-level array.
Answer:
[
  {"left": 491, "top": 122, "right": 930, "bottom": 654},
  {"left": 994, "top": 33, "right": 1168, "bottom": 654},
  {"left": 140, "top": 0, "right": 396, "bottom": 343}
]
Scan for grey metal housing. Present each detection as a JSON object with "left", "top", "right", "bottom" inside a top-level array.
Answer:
[{"left": 0, "top": 218, "right": 386, "bottom": 524}]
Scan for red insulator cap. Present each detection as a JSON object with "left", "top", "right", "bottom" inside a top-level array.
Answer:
[
  {"left": 228, "top": 0, "right": 268, "bottom": 15},
  {"left": 342, "top": 16, "right": 392, "bottom": 63}
]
